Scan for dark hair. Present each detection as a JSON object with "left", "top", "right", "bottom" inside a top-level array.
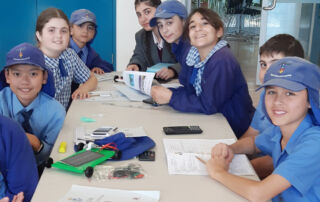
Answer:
[
  {"left": 184, "top": 8, "right": 224, "bottom": 42},
  {"left": 36, "top": 8, "right": 69, "bottom": 42},
  {"left": 134, "top": 0, "right": 161, "bottom": 9},
  {"left": 259, "top": 34, "right": 304, "bottom": 58}
]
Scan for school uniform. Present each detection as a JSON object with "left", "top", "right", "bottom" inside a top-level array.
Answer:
[
  {"left": 169, "top": 44, "right": 255, "bottom": 138},
  {"left": 250, "top": 90, "right": 273, "bottom": 132},
  {"left": 44, "top": 48, "right": 91, "bottom": 109},
  {"left": 0, "top": 115, "right": 38, "bottom": 202},
  {"left": 0, "top": 87, "right": 66, "bottom": 165},
  {"left": 69, "top": 38, "right": 113, "bottom": 72},
  {"left": 255, "top": 114, "right": 320, "bottom": 201},
  {"left": 128, "top": 29, "right": 181, "bottom": 74},
  {"left": 0, "top": 172, "right": 5, "bottom": 199}
]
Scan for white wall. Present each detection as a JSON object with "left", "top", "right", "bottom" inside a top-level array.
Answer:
[
  {"left": 116, "top": 0, "right": 186, "bottom": 71},
  {"left": 116, "top": 1, "right": 141, "bottom": 71}
]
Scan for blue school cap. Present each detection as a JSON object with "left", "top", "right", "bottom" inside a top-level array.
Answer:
[
  {"left": 257, "top": 57, "right": 320, "bottom": 125},
  {"left": 149, "top": 0, "right": 188, "bottom": 27},
  {"left": 0, "top": 43, "right": 55, "bottom": 97},
  {"left": 70, "top": 9, "right": 96, "bottom": 26}
]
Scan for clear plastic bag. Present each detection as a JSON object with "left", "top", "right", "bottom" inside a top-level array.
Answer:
[{"left": 93, "top": 163, "right": 145, "bottom": 181}]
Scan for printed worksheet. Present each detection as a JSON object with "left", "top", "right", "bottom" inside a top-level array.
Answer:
[
  {"left": 123, "top": 71, "right": 155, "bottom": 95},
  {"left": 58, "top": 185, "right": 160, "bottom": 202},
  {"left": 163, "top": 138, "right": 255, "bottom": 176}
]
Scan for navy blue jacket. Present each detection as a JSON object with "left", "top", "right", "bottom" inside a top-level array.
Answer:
[
  {"left": 0, "top": 116, "right": 38, "bottom": 202},
  {"left": 169, "top": 46, "right": 255, "bottom": 138},
  {"left": 86, "top": 45, "right": 113, "bottom": 72}
]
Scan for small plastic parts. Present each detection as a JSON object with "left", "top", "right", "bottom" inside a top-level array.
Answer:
[{"left": 93, "top": 163, "right": 145, "bottom": 180}]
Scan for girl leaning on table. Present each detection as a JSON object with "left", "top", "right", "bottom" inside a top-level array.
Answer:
[
  {"left": 126, "top": 0, "right": 180, "bottom": 81},
  {"left": 206, "top": 57, "right": 320, "bottom": 201},
  {"left": 35, "top": 8, "right": 97, "bottom": 110},
  {"left": 151, "top": 7, "right": 254, "bottom": 138}
]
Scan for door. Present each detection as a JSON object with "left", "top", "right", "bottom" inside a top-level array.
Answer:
[{"left": 257, "top": 0, "right": 320, "bottom": 84}]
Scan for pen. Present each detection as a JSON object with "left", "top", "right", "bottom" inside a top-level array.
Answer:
[{"left": 195, "top": 156, "right": 206, "bottom": 165}]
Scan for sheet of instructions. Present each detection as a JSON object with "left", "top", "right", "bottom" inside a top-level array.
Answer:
[
  {"left": 163, "top": 138, "right": 255, "bottom": 176},
  {"left": 58, "top": 185, "right": 160, "bottom": 202}
]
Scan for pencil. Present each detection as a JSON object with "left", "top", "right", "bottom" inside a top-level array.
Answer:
[{"left": 195, "top": 156, "right": 206, "bottom": 165}]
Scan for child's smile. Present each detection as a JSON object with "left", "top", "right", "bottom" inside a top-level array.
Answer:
[{"left": 5, "top": 65, "right": 47, "bottom": 107}]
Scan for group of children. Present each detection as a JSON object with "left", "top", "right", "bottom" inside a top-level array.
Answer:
[
  {"left": 0, "top": 0, "right": 320, "bottom": 201},
  {"left": 127, "top": 0, "right": 320, "bottom": 201},
  {"left": 0, "top": 7, "right": 114, "bottom": 202}
]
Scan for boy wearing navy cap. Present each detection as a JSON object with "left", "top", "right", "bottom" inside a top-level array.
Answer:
[
  {"left": 69, "top": 9, "right": 113, "bottom": 74},
  {"left": 205, "top": 57, "right": 320, "bottom": 201},
  {"left": 0, "top": 115, "right": 38, "bottom": 202},
  {"left": 0, "top": 43, "right": 66, "bottom": 172}
]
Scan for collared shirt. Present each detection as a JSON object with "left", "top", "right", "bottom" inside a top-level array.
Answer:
[
  {"left": 152, "top": 31, "right": 163, "bottom": 50},
  {"left": 250, "top": 90, "right": 273, "bottom": 132},
  {"left": 44, "top": 48, "right": 91, "bottom": 108},
  {"left": 0, "top": 115, "right": 38, "bottom": 202},
  {"left": 69, "top": 38, "right": 89, "bottom": 64},
  {"left": 0, "top": 87, "right": 66, "bottom": 165},
  {"left": 256, "top": 114, "right": 320, "bottom": 201},
  {"left": 0, "top": 172, "right": 5, "bottom": 199}
]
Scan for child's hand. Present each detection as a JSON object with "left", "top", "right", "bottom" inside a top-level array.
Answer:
[
  {"left": 126, "top": 64, "right": 139, "bottom": 71},
  {"left": 25, "top": 133, "right": 41, "bottom": 152},
  {"left": 206, "top": 153, "right": 232, "bottom": 180},
  {"left": 211, "top": 143, "right": 234, "bottom": 162},
  {"left": 72, "top": 86, "right": 90, "bottom": 100},
  {"left": 12, "top": 192, "right": 24, "bottom": 202},
  {"left": 91, "top": 67, "right": 105, "bottom": 75},
  {"left": 151, "top": 86, "right": 172, "bottom": 104},
  {"left": 155, "top": 68, "right": 175, "bottom": 80}
]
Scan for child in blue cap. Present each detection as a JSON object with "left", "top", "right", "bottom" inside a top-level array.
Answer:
[
  {"left": 205, "top": 57, "right": 320, "bottom": 201},
  {"left": 151, "top": 7, "right": 254, "bottom": 138},
  {"left": 241, "top": 34, "right": 304, "bottom": 179},
  {"left": 126, "top": 0, "right": 180, "bottom": 81},
  {"left": 0, "top": 115, "right": 38, "bottom": 202},
  {"left": 70, "top": 9, "right": 113, "bottom": 74},
  {"left": 0, "top": 43, "right": 66, "bottom": 174},
  {"left": 149, "top": 0, "right": 190, "bottom": 65}
]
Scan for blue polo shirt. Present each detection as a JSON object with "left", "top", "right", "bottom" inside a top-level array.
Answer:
[
  {"left": 0, "top": 87, "right": 66, "bottom": 165},
  {"left": 0, "top": 115, "right": 38, "bottom": 202},
  {"left": 256, "top": 114, "right": 320, "bottom": 201},
  {"left": 70, "top": 38, "right": 89, "bottom": 63},
  {"left": 250, "top": 90, "right": 273, "bottom": 132}
]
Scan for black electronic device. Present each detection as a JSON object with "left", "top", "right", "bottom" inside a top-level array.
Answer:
[
  {"left": 142, "top": 98, "right": 161, "bottom": 106},
  {"left": 163, "top": 126, "right": 203, "bottom": 135},
  {"left": 138, "top": 151, "right": 155, "bottom": 161}
]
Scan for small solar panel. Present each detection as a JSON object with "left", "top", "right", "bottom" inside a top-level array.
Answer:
[{"left": 61, "top": 150, "right": 104, "bottom": 167}]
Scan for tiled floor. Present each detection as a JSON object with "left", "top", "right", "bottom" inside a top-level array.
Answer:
[{"left": 227, "top": 38, "right": 261, "bottom": 107}]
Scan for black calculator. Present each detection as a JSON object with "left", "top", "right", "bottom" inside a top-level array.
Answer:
[
  {"left": 163, "top": 126, "right": 203, "bottom": 135},
  {"left": 138, "top": 151, "right": 155, "bottom": 161}
]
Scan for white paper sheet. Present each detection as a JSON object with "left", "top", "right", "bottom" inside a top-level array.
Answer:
[
  {"left": 122, "top": 71, "right": 155, "bottom": 95},
  {"left": 95, "top": 73, "right": 114, "bottom": 82},
  {"left": 163, "top": 139, "right": 255, "bottom": 176},
  {"left": 58, "top": 185, "right": 160, "bottom": 202},
  {"left": 113, "top": 84, "right": 150, "bottom": 101},
  {"left": 84, "top": 90, "right": 128, "bottom": 102}
]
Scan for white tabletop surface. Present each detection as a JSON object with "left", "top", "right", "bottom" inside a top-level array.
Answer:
[{"left": 31, "top": 76, "right": 258, "bottom": 202}]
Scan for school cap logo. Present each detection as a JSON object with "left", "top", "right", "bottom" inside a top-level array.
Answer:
[
  {"left": 13, "top": 47, "right": 30, "bottom": 61},
  {"left": 270, "top": 63, "right": 292, "bottom": 78},
  {"left": 279, "top": 63, "right": 285, "bottom": 74},
  {"left": 19, "top": 49, "right": 23, "bottom": 58}
]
